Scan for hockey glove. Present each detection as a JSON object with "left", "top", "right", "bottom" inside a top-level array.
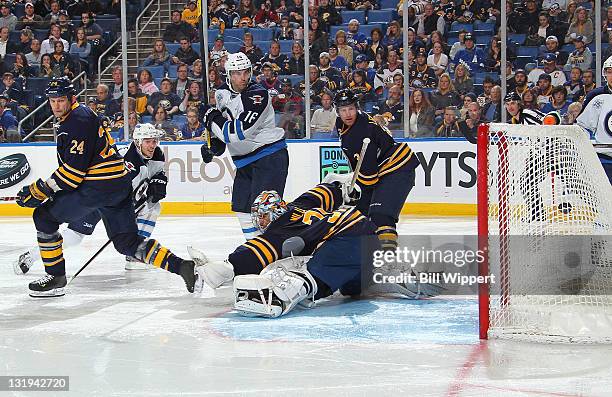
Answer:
[
  {"left": 202, "top": 107, "right": 225, "bottom": 132},
  {"left": 147, "top": 173, "right": 167, "bottom": 203},
  {"left": 200, "top": 144, "right": 214, "bottom": 163},
  {"left": 322, "top": 172, "right": 361, "bottom": 206},
  {"left": 16, "top": 178, "right": 54, "bottom": 208}
]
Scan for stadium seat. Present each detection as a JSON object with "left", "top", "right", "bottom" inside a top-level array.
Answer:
[
  {"left": 475, "top": 35, "right": 492, "bottom": 45},
  {"left": 516, "top": 46, "right": 539, "bottom": 58},
  {"left": 26, "top": 78, "right": 51, "bottom": 95},
  {"left": 173, "top": 114, "right": 187, "bottom": 127},
  {"left": 257, "top": 40, "right": 272, "bottom": 52},
  {"left": 279, "top": 75, "right": 302, "bottom": 85},
  {"left": 3, "top": 54, "right": 16, "bottom": 70},
  {"left": 166, "top": 43, "right": 179, "bottom": 55},
  {"left": 9, "top": 31, "right": 20, "bottom": 45},
  {"left": 472, "top": 83, "right": 483, "bottom": 95},
  {"left": 192, "top": 43, "right": 201, "bottom": 54},
  {"left": 509, "top": 33, "right": 526, "bottom": 44},
  {"left": 447, "top": 37, "right": 460, "bottom": 46},
  {"left": 96, "top": 18, "right": 119, "bottom": 32},
  {"left": 14, "top": 3, "right": 25, "bottom": 18},
  {"left": 330, "top": 24, "right": 383, "bottom": 39},
  {"left": 449, "top": 22, "right": 474, "bottom": 33},
  {"left": 515, "top": 56, "right": 534, "bottom": 69},
  {"left": 250, "top": 29, "right": 274, "bottom": 41},
  {"left": 222, "top": 41, "right": 242, "bottom": 52},
  {"left": 95, "top": 14, "right": 118, "bottom": 19},
  {"left": 379, "top": 0, "right": 396, "bottom": 9},
  {"left": 141, "top": 115, "right": 153, "bottom": 124},
  {"left": 340, "top": 10, "right": 366, "bottom": 25},
  {"left": 474, "top": 21, "right": 495, "bottom": 33},
  {"left": 167, "top": 64, "right": 178, "bottom": 78},
  {"left": 34, "top": 29, "right": 48, "bottom": 42},
  {"left": 367, "top": 10, "right": 395, "bottom": 24},
  {"left": 139, "top": 66, "right": 164, "bottom": 79},
  {"left": 524, "top": 62, "right": 537, "bottom": 73},
  {"left": 279, "top": 40, "right": 293, "bottom": 53},
  {"left": 560, "top": 44, "right": 573, "bottom": 53},
  {"left": 154, "top": 77, "right": 164, "bottom": 87}
]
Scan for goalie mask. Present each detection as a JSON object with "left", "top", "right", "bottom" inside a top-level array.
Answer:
[
  {"left": 251, "top": 190, "right": 288, "bottom": 232},
  {"left": 133, "top": 123, "right": 164, "bottom": 159}
]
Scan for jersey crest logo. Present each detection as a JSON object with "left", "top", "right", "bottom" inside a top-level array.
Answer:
[
  {"left": 604, "top": 111, "right": 612, "bottom": 137},
  {"left": 250, "top": 95, "right": 264, "bottom": 104},
  {"left": 125, "top": 161, "right": 136, "bottom": 172}
]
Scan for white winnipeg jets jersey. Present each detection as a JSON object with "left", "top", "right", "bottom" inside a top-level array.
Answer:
[
  {"left": 119, "top": 143, "right": 165, "bottom": 205},
  {"left": 576, "top": 93, "right": 612, "bottom": 145},
  {"left": 211, "top": 82, "right": 285, "bottom": 158}
]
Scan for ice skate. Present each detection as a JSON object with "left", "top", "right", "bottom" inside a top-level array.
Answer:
[{"left": 29, "top": 274, "right": 67, "bottom": 298}]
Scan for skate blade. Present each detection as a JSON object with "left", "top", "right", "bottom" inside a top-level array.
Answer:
[
  {"left": 29, "top": 288, "right": 65, "bottom": 298},
  {"left": 125, "top": 263, "right": 153, "bottom": 271}
]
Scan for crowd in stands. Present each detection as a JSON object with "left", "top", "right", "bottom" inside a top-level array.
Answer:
[{"left": 1, "top": 0, "right": 610, "bottom": 142}]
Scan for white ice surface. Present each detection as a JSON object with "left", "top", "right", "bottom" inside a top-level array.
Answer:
[{"left": 1, "top": 216, "right": 611, "bottom": 397}]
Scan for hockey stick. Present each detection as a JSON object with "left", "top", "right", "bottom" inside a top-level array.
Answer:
[
  {"left": 67, "top": 201, "right": 148, "bottom": 286},
  {"left": 348, "top": 138, "right": 371, "bottom": 192},
  {"left": 0, "top": 196, "right": 19, "bottom": 201}
]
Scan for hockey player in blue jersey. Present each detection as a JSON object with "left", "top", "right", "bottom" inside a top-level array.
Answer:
[
  {"left": 15, "top": 78, "right": 197, "bottom": 297},
  {"left": 13, "top": 123, "right": 169, "bottom": 274},
  {"left": 201, "top": 52, "right": 289, "bottom": 240}
]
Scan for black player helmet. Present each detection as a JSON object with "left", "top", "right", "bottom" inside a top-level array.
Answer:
[
  {"left": 504, "top": 91, "right": 522, "bottom": 103},
  {"left": 333, "top": 89, "right": 359, "bottom": 109},
  {"left": 46, "top": 77, "right": 75, "bottom": 99}
]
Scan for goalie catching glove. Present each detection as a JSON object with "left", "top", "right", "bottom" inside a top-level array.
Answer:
[
  {"left": 16, "top": 178, "right": 54, "bottom": 208},
  {"left": 322, "top": 172, "right": 361, "bottom": 206},
  {"left": 233, "top": 256, "right": 317, "bottom": 318}
]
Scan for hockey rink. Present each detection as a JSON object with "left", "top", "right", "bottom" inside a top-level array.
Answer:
[{"left": 1, "top": 216, "right": 612, "bottom": 397}]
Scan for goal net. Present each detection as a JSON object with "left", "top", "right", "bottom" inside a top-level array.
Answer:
[{"left": 477, "top": 123, "right": 612, "bottom": 343}]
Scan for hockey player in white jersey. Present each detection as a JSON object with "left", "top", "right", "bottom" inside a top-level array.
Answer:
[
  {"left": 201, "top": 52, "right": 289, "bottom": 240},
  {"left": 13, "top": 123, "right": 168, "bottom": 274},
  {"left": 576, "top": 56, "right": 612, "bottom": 183}
]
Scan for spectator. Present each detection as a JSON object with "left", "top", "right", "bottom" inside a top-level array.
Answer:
[
  {"left": 347, "top": 0, "right": 376, "bottom": 10},
  {"left": 511, "top": 68, "right": 529, "bottom": 97},
  {"left": 0, "top": 27, "right": 17, "bottom": 58},
  {"left": 373, "top": 84, "right": 404, "bottom": 129},
  {"left": 455, "top": 0, "right": 479, "bottom": 24},
  {"left": 382, "top": 21, "right": 403, "bottom": 52},
  {"left": 94, "top": 84, "right": 113, "bottom": 116},
  {"left": 43, "top": 1, "right": 62, "bottom": 26},
  {"left": 519, "top": 0, "right": 540, "bottom": 34},
  {"left": 536, "top": 73, "right": 553, "bottom": 108},
  {"left": 240, "top": 32, "right": 264, "bottom": 65},
  {"left": 317, "top": 0, "right": 341, "bottom": 32},
  {"left": 328, "top": 44, "right": 349, "bottom": 76},
  {"left": 346, "top": 19, "right": 367, "bottom": 54},
  {"left": 477, "top": 76, "right": 495, "bottom": 107},
  {"left": 482, "top": 85, "right": 502, "bottom": 122},
  {"left": 172, "top": 37, "right": 200, "bottom": 66},
  {"left": 275, "top": 16, "right": 294, "bottom": 40},
  {"left": 538, "top": 35, "right": 569, "bottom": 65},
  {"left": 349, "top": 70, "right": 375, "bottom": 104},
  {"left": 153, "top": 105, "right": 180, "bottom": 140},
  {"left": 172, "top": 63, "right": 190, "bottom": 98},
  {"left": 73, "top": 0, "right": 103, "bottom": 16},
  {"left": 564, "top": 6, "right": 593, "bottom": 44},
  {"left": 272, "top": 78, "right": 302, "bottom": 113},
  {"left": 452, "top": 63, "right": 473, "bottom": 98},
  {"left": 430, "top": 73, "right": 461, "bottom": 117},
  {"left": 0, "top": 4, "right": 17, "bottom": 32},
  {"left": 418, "top": 2, "right": 445, "bottom": 41},
  {"left": 137, "top": 68, "right": 159, "bottom": 96},
  {"left": 164, "top": 10, "right": 195, "bottom": 43},
  {"left": 116, "top": 111, "right": 139, "bottom": 140},
  {"left": 334, "top": 30, "right": 353, "bottom": 67},
  {"left": 147, "top": 78, "right": 181, "bottom": 116},
  {"left": 0, "top": 93, "right": 17, "bottom": 140},
  {"left": 541, "top": 85, "right": 570, "bottom": 116},
  {"left": 16, "top": 28, "right": 33, "bottom": 54},
  {"left": 255, "top": 0, "right": 278, "bottom": 28},
  {"left": 564, "top": 101, "right": 582, "bottom": 124},
  {"left": 318, "top": 53, "right": 343, "bottom": 92},
  {"left": 143, "top": 39, "right": 173, "bottom": 71},
  {"left": 564, "top": 66, "right": 583, "bottom": 101},
  {"left": 179, "top": 80, "right": 204, "bottom": 113},
  {"left": 287, "top": 0, "right": 304, "bottom": 27},
  {"left": 40, "top": 24, "right": 69, "bottom": 55},
  {"left": 528, "top": 53, "right": 567, "bottom": 86},
  {"left": 279, "top": 100, "right": 304, "bottom": 138},
  {"left": 308, "top": 65, "right": 330, "bottom": 105},
  {"left": 407, "top": 89, "right": 435, "bottom": 137},
  {"left": 258, "top": 62, "right": 282, "bottom": 93},
  {"left": 409, "top": 48, "right": 437, "bottom": 88},
  {"left": 503, "top": 0, "right": 523, "bottom": 34},
  {"left": 398, "top": 4, "right": 419, "bottom": 31},
  {"left": 57, "top": 12, "right": 74, "bottom": 43},
  {"left": 16, "top": 2, "right": 44, "bottom": 31},
  {"left": 189, "top": 58, "right": 204, "bottom": 80},
  {"left": 123, "top": 81, "right": 146, "bottom": 117},
  {"left": 354, "top": 54, "right": 376, "bottom": 85},
  {"left": 259, "top": 40, "right": 287, "bottom": 71},
  {"left": 182, "top": 0, "right": 201, "bottom": 28},
  {"left": 449, "top": 29, "right": 467, "bottom": 60},
  {"left": 576, "top": 69, "right": 595, "bottom": 102},
  {"left": 50, "top": 41, "right": 74, "bottom": 79},
  {"left": 604, "top": 30, "right": 612, "bottom": 60},
  {"left": 427, "top": 42, "right": 448, "bottom": 77},
  {"left": 434, "top": 106, "right": 462, "bottom": 137},
  {"left": 208, "top": 66, "right": 223, "bottom": 90},
  {"left": 484, "top": 36, "right": 502, "bottom": 72},
  {"left": 565, "top": 34, "right": 592, "bottom": 72},
  {"left": 375, "top": 49, "right": 403, "bottom": 92},
  {"left": 209, "top": 35, "right": 226, "bottom": 60},
  {"left": 452, "top": 33, "right": 485, "bottom": 74},
  {"left": 426, "top": 31, "right": 449, "bottom": 57},
  {"left": 284, "top": 41, "right": 305, "bottom": 75},
  {"left": 365, "top": 27, "right": 385, "bottom": 62},
  {"left": 70, "top": 27, "right": 92, "bottom": 75},
  {"left": 310, "top": 90, "right": 336, "bottom": 133},
  {"left": 38, "top": 53, "right": 57, "bottom": 77},
  {"left": 79, "top": 13, "right": 103, "bottom": 53},
  {"left": 9, "top": 53, "right": 33, "bottom": 79},
  {"left": 180, "top": 107, "right": 205, "bottom": 139},
  {"left": 526, "top": 12, "right": 556, "bottom": 46},
  {"left": 459, "top": 92, "right": 477, "bottom": 119},
  {"left": 308, "top": 28, "right": 329, "bottom": 65},
  {"left": 457, "top": 101, "right": 482, "bottom": 143},
  {"left": 392, "top": 73, "right": 404, "bottom": 89},
  {"left": 521, "top": 88, "right": 539, "bottom": 110}
]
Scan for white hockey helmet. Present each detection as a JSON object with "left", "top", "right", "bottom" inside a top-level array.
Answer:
[
  {"left": 603, "top": 56, "right": 612, "bottom": 79},
  {"left": 133, "top": 123, "right": 164, "bottom": 159},
  {"left": 225, "top": 52, "right": 252, "bottom": 91}
]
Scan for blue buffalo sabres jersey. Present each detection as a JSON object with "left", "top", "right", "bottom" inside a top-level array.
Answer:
[
  {"left": 228, "top": 183, "right": 375, "bottom": 275},
  {"left": 336, "top": 111, "right": 419, "bottom": 188},
  {"left": 49, "top": 102, "right": 129, "bottom": 192}
]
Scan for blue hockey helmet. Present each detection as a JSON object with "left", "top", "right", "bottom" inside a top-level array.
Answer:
[{"left": 46, "top": 77, "right": 75, "bottom": 99}]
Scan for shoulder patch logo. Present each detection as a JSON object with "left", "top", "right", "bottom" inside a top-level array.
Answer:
[
  {"left": 125, "top": 161, "right": 136, "bottom": 172},
  {"left": 250, "top": 95, "right": 264, "bottom": 105}
]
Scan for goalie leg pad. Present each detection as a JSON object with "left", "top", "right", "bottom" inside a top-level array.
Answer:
[{"left": 233, "top": 259, "right": 318, "bottom": 318}]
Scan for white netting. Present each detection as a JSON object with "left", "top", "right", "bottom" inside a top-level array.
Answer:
[{"left": 483, "top": 124, "right": 612, "bottom": 343}]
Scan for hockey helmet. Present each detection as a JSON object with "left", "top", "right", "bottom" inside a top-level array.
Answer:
[
  {"left": 133, "top": 123, "right": 164, "bottom": 159},
  {"left": 333, "top": 89, "right": 359, "bottom": 110},
  {"left": 225, "top": 52, "right": 252, "bottom": 91},
  {"left": 504, "top": 91, "right": 521, "bottom": 103},
  {"left": 46, "top": 77, "right": 75, "bottom": 99},
  {"left": 603, "top": 55, "right": 612, "bottom": 78},
  {"left": 251, "top": 190, "right": 288, "bottom": 232}
]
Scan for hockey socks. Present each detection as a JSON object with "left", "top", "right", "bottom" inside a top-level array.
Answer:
[
  {"left": 137, "top": 239, "right": 183, "bottom": 273},
  {"left": 37, "top": 231, "right": 65, "bottom": 276},
  {"left": 375, "top": 226, "right": 398, "bottom": 251}
]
